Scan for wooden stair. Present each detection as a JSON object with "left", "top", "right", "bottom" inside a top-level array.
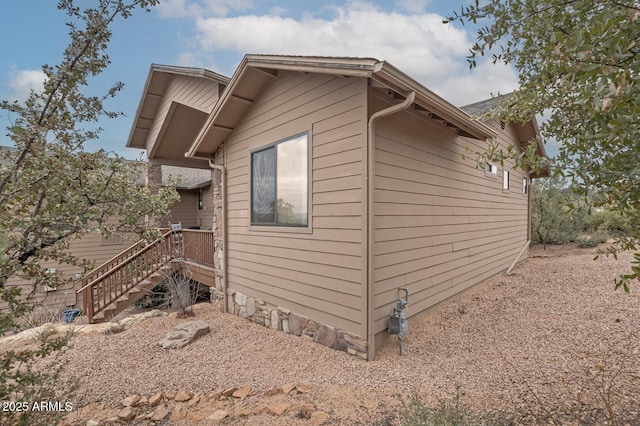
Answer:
[
  {"left": 77, "top": 230, "right": 181, "bottom": 323},
  {"left": 91, "top": 273, "right": 164, "bottom": 323}
]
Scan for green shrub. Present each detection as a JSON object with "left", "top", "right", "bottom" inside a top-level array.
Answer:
[
  {"left": 398, "top": 386, "right": 508, "bottom": 426},
  {"left": 575, "top": 233, "right": 609, "bottom": 248},
  {"left": 600, "top": 211, "right": 632, "bottom": 236}
]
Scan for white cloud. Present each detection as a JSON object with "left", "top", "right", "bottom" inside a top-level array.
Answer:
[
  {"left": 3, "top": 69, "right": 46, "bottom": 103},
  {"left": 441, "top": 60, "right": 519, "bottom": 106},
  {"left": 175, "top": 1, "right": 518, "bottom": 106}
]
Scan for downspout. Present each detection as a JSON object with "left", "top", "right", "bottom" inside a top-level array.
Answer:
[
  {"left": 366, "top": 90, "right": 416, "bottom": 360},
  {"left": 208, "top": 144, "right": 228, "bottom": 313},
  {"left": 506, "top": 239, "right": 530, "bottom": 276}
]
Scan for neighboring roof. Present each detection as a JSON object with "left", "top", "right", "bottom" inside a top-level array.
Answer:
[
  {"left": 460, "top": 93, "right": 512, "bottom": 117},
  {"left": 461, "top": 93, "right": 550, "bottom": 178},
  {"left": 126, "top": 64, "right": 230, "bottom": 150},
  {"left": 1, "top": 146, "right": 211, "bottom": 189},
  {"left": 162, "top": 165, "right": 211, "bottom": 189},
  {"left": 186, "top": 54, "right": 498, "bottom": 159}
]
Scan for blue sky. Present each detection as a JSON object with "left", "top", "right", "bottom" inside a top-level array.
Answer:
[{"left": 0, "top": 0, "right": 528, "bottom": 159}]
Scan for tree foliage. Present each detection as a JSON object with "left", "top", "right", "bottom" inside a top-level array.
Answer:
[
  {"left": 446, "top": 0, "right": 640, "bottom": 290},
  {"left": 0, "top": 0, "right": 175, "bottom": 296},
  {"left": 531, "top": 177, "right": 575, "bottom": 249},
  {"left": 529, "top": 177, "right": 631, "bottom": 249},
  {"left": 0, "top": 1, "right": 176, "bottom": 422}
]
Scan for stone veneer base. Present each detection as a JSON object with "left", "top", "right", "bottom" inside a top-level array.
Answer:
[{"left": 210, "top": 288, "right": 367, "bottom": 359}]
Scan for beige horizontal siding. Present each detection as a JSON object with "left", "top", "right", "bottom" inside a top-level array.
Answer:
[
  {"left": 5, "top": 230, "right": 133, "bottom": 313},
  {"left": 196, "top": 185, "right": 214, "bottom": 230},
  {"left": 224, "top": 71, "right": 367, "bottom": 336},
  {"left": 169, "top": 190, "right": 198, "bottom": 228},
  {"left": 371, "top": 89, "right": 530, "bottom": 334}
]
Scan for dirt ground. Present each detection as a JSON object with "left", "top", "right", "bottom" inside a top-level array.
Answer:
[{"left": 4, "top": 243, "right": 640, "bottom": 425}]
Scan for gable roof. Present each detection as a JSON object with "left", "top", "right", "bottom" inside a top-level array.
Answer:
[
  {"left": 186, "top": 54, "right": 498, "bottom": 159},
  {"left": 126, "top": 64, "right": 230, "bottom": 153},
  {"left": 461, "top": 93, "right": 550, "bottom": 178}
]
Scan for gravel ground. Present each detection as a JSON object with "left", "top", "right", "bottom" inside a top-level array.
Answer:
[{"left": 43, "top": 248, "right": 640, "bottom": 424}]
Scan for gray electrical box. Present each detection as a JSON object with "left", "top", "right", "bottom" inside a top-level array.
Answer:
[{"left": 388, "top": 288, "right": 409, "bottom": 355}]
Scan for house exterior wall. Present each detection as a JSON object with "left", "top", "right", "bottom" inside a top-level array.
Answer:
[
  {"left": 196, "top": 183, "right": 214, "bottom": 230},
  {"left": 169, "top": 190, "right": 199, "bottom": 228},
  {"left": 223, "top": 71, "right": 368, "bottom": 338},
  {"left": 166, "top": 186, "right": 215, "bottom": 230},
  {"left": 145, "top": 76, "right": 220, "bottom": 152},
  {"left": 371, "top": 89, "right": 530, "bottom": 335},
  {"left": 4, "top": 231, "right": 130, "bottom": 313}
]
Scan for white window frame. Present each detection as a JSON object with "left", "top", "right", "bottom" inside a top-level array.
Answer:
[
  {"left": 485, "top": 163, "right": 498, "bottom": 177},
  {"left": 522, "top": 177, "right": 529, "bottom": 195},
  {"left": 503, "top": 170, "right": 510, "bottom": 191}
]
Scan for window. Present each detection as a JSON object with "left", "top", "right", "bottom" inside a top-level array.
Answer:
[
  {"left": 522, "top": 178, "right": 529, "bottom": 195},
  {"left": 503, "top": 170, "right": 510, "bottom": 190},
  {"left": 197, "top": 188, "right": 204, "bottom": 210},
  {"left": 485, "top": 163, "right": 498, "bottom": 176},
  {"left": 251, "top": 133, "right": 308, "bottom": 226}
]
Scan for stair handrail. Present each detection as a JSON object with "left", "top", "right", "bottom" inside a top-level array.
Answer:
[
  {"left": 76, "top": 230, "right": 173, "bottom": 294},
  {"left": 76, "top": 228, "right": 171, "bottom": 285},
  {"left": 77, "top": 229, "right": 177, "bottom": 322}
]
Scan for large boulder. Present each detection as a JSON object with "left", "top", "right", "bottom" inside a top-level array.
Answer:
[{"left": 160, "top": 321, "right": 210, "bottom": 349}]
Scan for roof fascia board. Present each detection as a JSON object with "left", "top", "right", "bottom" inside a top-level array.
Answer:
[
  {"left": 176, "top": 180, "right": 212, "bottom": 190},
  {"left": 187, "top": 55, "right": 500, "bottom": 158},
  {"left": 126, "top": 64, "right": 157, "bottom": 149},
  {"left": 244, "top": 55, "right": 379, "bottom": 74},
  {"left": 150, "top": 64, "right": 230, "bottom": 83}
]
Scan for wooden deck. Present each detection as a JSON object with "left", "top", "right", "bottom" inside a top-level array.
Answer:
[{"left": 77, "top": 229, "right": 217, "bottom": 323}]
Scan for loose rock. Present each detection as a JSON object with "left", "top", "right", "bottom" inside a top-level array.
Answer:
[
  {"left": 160, "top": 320, "right": 210, "bottom": 349},
  {"left": 148, "top": 392, "right": 163, "bottom": 406},
  {"left": 207, "top": 410, "right": 229, "bottom": 421},
  {"left": 117, "top": 407, "right": 135, "bottom": 421},
  {"left": 174, "top": 390, "right": 192, "bottom": 402},
  {"left": 232, "top": 385, "right": 252, "bottom": 399},
  {"left": 268, "top": 403, "right": 288, "bottom": 416}
]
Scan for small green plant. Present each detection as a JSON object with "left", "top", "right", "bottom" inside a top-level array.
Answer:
[
  {"left": 398, "top": 385, "right": 507, "bottom": 426},
  {"left": 575, "top": 234, "right": 609, "bottom": 248}
]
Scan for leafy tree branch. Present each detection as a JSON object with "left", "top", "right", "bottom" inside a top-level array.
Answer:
[{"left": 446, "top": 0, "right": 640, "bottom": 289}]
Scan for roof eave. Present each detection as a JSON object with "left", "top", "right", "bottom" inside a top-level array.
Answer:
[
  {"left": 373, "top": 62, "right": 497, "bottom": 141},
  {"left": 126, "top": 64, "right": 157, "bottom": 149},
  {"left": 187, "top": 56, "right": 383, "bottom": 158},
  {"left": 187, "top": 55, "right": 498, "bottom": 158}
]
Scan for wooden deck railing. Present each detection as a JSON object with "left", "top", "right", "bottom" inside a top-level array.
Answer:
[
  {"left": 77, "top": 230, "right": 176, "bottom": 323},
  {"left": 182, "top": 229, "right": 216, "bottom": 267},
  {"left": 77, "top": 229, "right": 217, "bottom": 323}
]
